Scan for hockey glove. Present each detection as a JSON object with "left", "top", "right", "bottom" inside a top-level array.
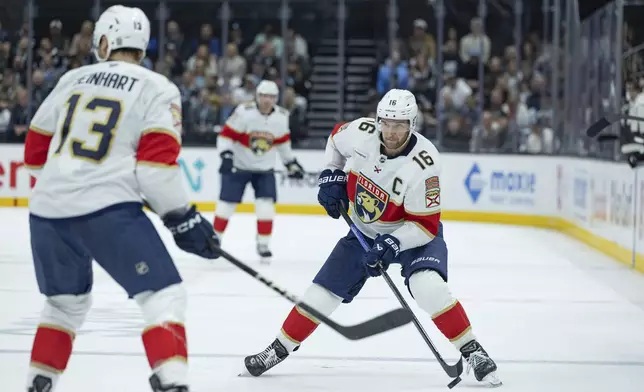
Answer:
[
  {"left": 317, "top": 169, "right": 348, "bottom": 219},
  {"left": 362, "top": 234, "right": 400, "bottom": 277},
  {"left": 285, "top": 159, "right": 305, "bottom": 179},
  {"left": 163, "top": 205, "right": 221, "bottom": 259},
  {"left": 219, "top": 150, "right": 235, "bottom": 174}
]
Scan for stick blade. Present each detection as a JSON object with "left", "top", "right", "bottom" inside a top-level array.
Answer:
[
  {"left": 586, "top": 117, "right": 612, "bottom": 138},
  {"left": 298, "top": 303, "right": 413, "bottom": 340}
]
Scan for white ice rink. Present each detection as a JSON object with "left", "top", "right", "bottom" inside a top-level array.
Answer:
[{"left": 2, "top": 208, "right": 644, "bottom": 392}]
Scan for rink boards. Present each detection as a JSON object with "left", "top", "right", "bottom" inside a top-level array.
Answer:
[{"left": 0, "top": 144, "right": 642, "bottom": 272}]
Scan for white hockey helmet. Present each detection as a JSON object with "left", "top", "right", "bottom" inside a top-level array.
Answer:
[
  {"left": 256, "top": 80, "right": 279, "bottom": 98},
  {"left": 93, "top": 5, "right": 150, "bottom": 62},
  {"left": 376, "top": 89, "right": 419, "bottom": 133}
]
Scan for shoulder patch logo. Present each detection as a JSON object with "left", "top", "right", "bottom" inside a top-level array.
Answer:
[
  {"left": 425, "top": 176, "right": 440, "bottom": 208},
  {"left": 170, "top": 103, "right": 182, "bottom": 131},
  {"left": 354, "top": 173, "right": 390, "bottom": 223}
]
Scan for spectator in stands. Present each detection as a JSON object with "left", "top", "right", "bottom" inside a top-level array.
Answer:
[
  {"left": 376, "top": 50, "right": 409, "bottom": 96},
  {"left": 187, "top": 44, "right": 218, "bottom": 79},
  {"left": 408, "top": 19, "right": 436, "bottom": 61},
  {"left": 48, "top": 19, "right": 69, "bottom": 54},
  {"left": 471, "top": 111, "right": 503, "bottom": 152},
  {"left": 245, "top": 24, "right": 283, "bottom": 59},
  {"left": 218, "top": 43, "right": 247, "bottom": 87},
  {"left": 442, "top": 115, "right": 471, "bottom": 152},
  {"left": 7, "top": 88, "right": 29, "bottom": 143},
  {"left": 0, "top": 96, "right": 10, "bottom": 141},
  {"left": 194, "top": 23, "right": 221, "bottom": 57},
  {"left": 233, "top": 75, "right": 256, "bottom": 105},
  {"left": 438, "top": 63, "right": 472, "bottom": 114},
  {"left": 0, "top": 22, "right": 7, "bottom": 43},
  {"left": 520, "top": 117, "right": 555, "bottom": 154},
  {"left": 0, "top": 41, "right": 10, "bottom": 73},
  {"left": 526, "top": 73, "right": 547, "bottom": 111},
  {"left": 69, "top": 20, "right": 93, "bottom": 58},
  {"left": 286, "top": 28, "right": 308, "bottom": 60},
  {"left": 166, "top": 20, "right": 187, "bottom": 60},
  {"left": 1, "top": 69, "right": 19, "bottom": 104},
  {"left": 252, "top": 42, "right": 279, "bottom": 77},
  {"left": 459, "top": 17, "right": 490, "bottom": 64},
  {"left": 187, "top": 88, "right": 218, "bottom": 142},
  {"left": 283, "top": 86, "right": 306, "bottom": 145},
  {"left": 30, "top": 70, "right": 49, "bottom": 109}
]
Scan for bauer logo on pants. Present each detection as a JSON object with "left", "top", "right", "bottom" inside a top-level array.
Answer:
[{"left": 354, "top": 173, "right": 389, "bottom": 223}]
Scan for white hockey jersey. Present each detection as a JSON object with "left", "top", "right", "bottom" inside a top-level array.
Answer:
[
  {"left": 326, "top": 117, "right": 442, "bottom": 252},
  {"left": 24, "top": 60, "right": 189, "bottom": 219},
  {"left": 218, "top": 102, "right": 295, "bottom": 171}
]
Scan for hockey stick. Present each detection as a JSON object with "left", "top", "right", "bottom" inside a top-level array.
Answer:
[
  {"left": 144, "top": 201, "right": 414, "bottom": 340},
  {"left": 339, "top": 202, "right": 464, "bottom": 388},
  {"left": 585, "top": 102, "right": 644, "bottom": 138}
]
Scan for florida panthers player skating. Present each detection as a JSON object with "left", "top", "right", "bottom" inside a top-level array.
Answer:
[
  {"left": 242, "top": 89, "right": 502, "bottom": 386},
  {"left": 22, "top": 5, "right": 219, "bottom": 392}
]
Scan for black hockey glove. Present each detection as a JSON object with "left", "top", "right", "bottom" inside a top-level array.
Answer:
[
  {"left": 285, "top": 159, "right": 304, "bottom": 179},
  {"left": 163, "top": 205, "right": 221, "bottom": 259},
  {"left": 317, "top": 169, "right": 348, "bottom": 219},
  {"left": 219, "top": 150, "right": 235, "bottom": 174}
]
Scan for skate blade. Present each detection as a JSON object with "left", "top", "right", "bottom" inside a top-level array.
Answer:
[
  {"left": 483, "top": 372, "right": 503, "bottom": 387},
  {"left": 259, "top": 256, "right": 271, "bottom": 264},
  {"left": 238, "top": 365, "right": 252, "bottom": 377}
]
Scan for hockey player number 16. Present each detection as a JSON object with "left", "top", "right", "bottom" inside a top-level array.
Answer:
[{"left": 54, "top": 93, "right": 123, "bottom": 163}]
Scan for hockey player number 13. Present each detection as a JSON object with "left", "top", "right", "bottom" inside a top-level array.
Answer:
[{"left": 54, "top": 93, "right": 123, "bottom": 162}]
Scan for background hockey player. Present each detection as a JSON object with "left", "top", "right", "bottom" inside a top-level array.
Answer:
[
  {"left": 22, "top": 6, "right": 220, "bottom": 392},
  {"left": 214, "top": 80, "right": 304, "bottom": 263},
  {"left": 242, "top": 89, "right": 502, "bottom": 387}
]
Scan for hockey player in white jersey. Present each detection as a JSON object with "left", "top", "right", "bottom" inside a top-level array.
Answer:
[
  {"left": 214, "top": 80, "right": 304, "bottom": 263},
  {"left": 22, "top": 6, "right": 220, "bottom": 392},
  {"left": 242, "top": 89, "right": 502, "bottom": 386}
]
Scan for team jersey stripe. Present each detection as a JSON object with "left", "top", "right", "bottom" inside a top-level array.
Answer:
[
  {"left": 331, "top": 122, "right": 348, "bottom": 137},
  {"left": 406, "top": 210, "right": 440, "bottom": 237},
  {"left": 24, "top": 128, "right": 54, "bottom": 168},
  {"left": 220, "top": 125, "right": 253, "bottom": 148},
  {"left": 273, "top": 133, "right": 291, "bottom": 145},
  {"left": 136, "top": 131, "right": 180, "bottom": 166}
]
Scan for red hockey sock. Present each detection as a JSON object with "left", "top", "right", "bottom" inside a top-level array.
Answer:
[
  {"left": 280, "top": 306, "right": 320, "bottom": 345},
  {"left": 432, "top": 301, "right": 472, "bottom": 342},
  {"left": 257, "top": 220, "right": 273, "bottom": 236},
  {"left": 213, "top": 216, "right": 229, "bottom": 233},
  {"left": 142, "top": 322, "right": 188, "bottom": 369},
  {"left": 30, "top": 324, "right": 74, "bottom": 373}
]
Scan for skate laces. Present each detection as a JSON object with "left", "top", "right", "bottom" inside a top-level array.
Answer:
[
  {"left": 257, "top": 346, "right": 281, "bottom": 369},
  {"left": 465, "top": 349, "right": 490, "bottom": 375}
]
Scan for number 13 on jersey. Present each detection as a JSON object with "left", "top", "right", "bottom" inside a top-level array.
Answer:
[{"left": 54, "top": 93, "right": 124, "bottom": 163}]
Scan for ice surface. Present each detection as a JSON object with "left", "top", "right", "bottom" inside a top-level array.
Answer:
[{"left": 1, "top": 208, "right": 644, "bottom": 391}]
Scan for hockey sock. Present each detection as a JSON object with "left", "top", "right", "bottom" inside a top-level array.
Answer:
[
  {"left": 278, "top": 306, "right": 320, "bottom": 351},
  {"left": 142, "top": 322, "right": 188, "bottom": 384},
  {"left": 28, "top": 324, "right": 74, "bottom": 390},
  {"left": 257, "top": 220, "right": 273, "bottom": 244},
  {"left": 30, "top": 324, "right": 74, "bottom": 372},
  {"left": 432, "top": 301, "right": 474, "bottom": 348},
  {"left": 409, "top": 270, "right": 475, "bottom": 350},
  {"left": 213, "top": 216, "right": 229, "bottom": 235}
]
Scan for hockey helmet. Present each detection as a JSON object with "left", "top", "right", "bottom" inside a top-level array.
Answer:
[{"left": 93, "top": 5, "right": 150, "bottom": 62}]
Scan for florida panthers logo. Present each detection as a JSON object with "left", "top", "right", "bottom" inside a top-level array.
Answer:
[
  {"left": 354, "top": 174, "right": 389, "bottom": 223},
  {"left": 249, "top": 131, "right": 274, "bottom": 156}
]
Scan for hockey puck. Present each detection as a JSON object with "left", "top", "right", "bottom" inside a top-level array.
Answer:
[{"left": 447, "top": 376, "right": 462, "bottom": 389}]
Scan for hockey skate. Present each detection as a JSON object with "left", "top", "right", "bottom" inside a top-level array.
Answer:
[
  {"left": 257, "top": 243, "right": 272, "bottom": 264},
  {"left": 241, "top": 338, "right": 291, "bottom": 377},
  {"left": 460, "top": 340, "right": 502, "bottom": 387},
  {"left": 149, "top": 374, "right": 188, "bottom": 392},
  {"left": 27, "top": 375, "right": 52, "bottom": 392}
]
